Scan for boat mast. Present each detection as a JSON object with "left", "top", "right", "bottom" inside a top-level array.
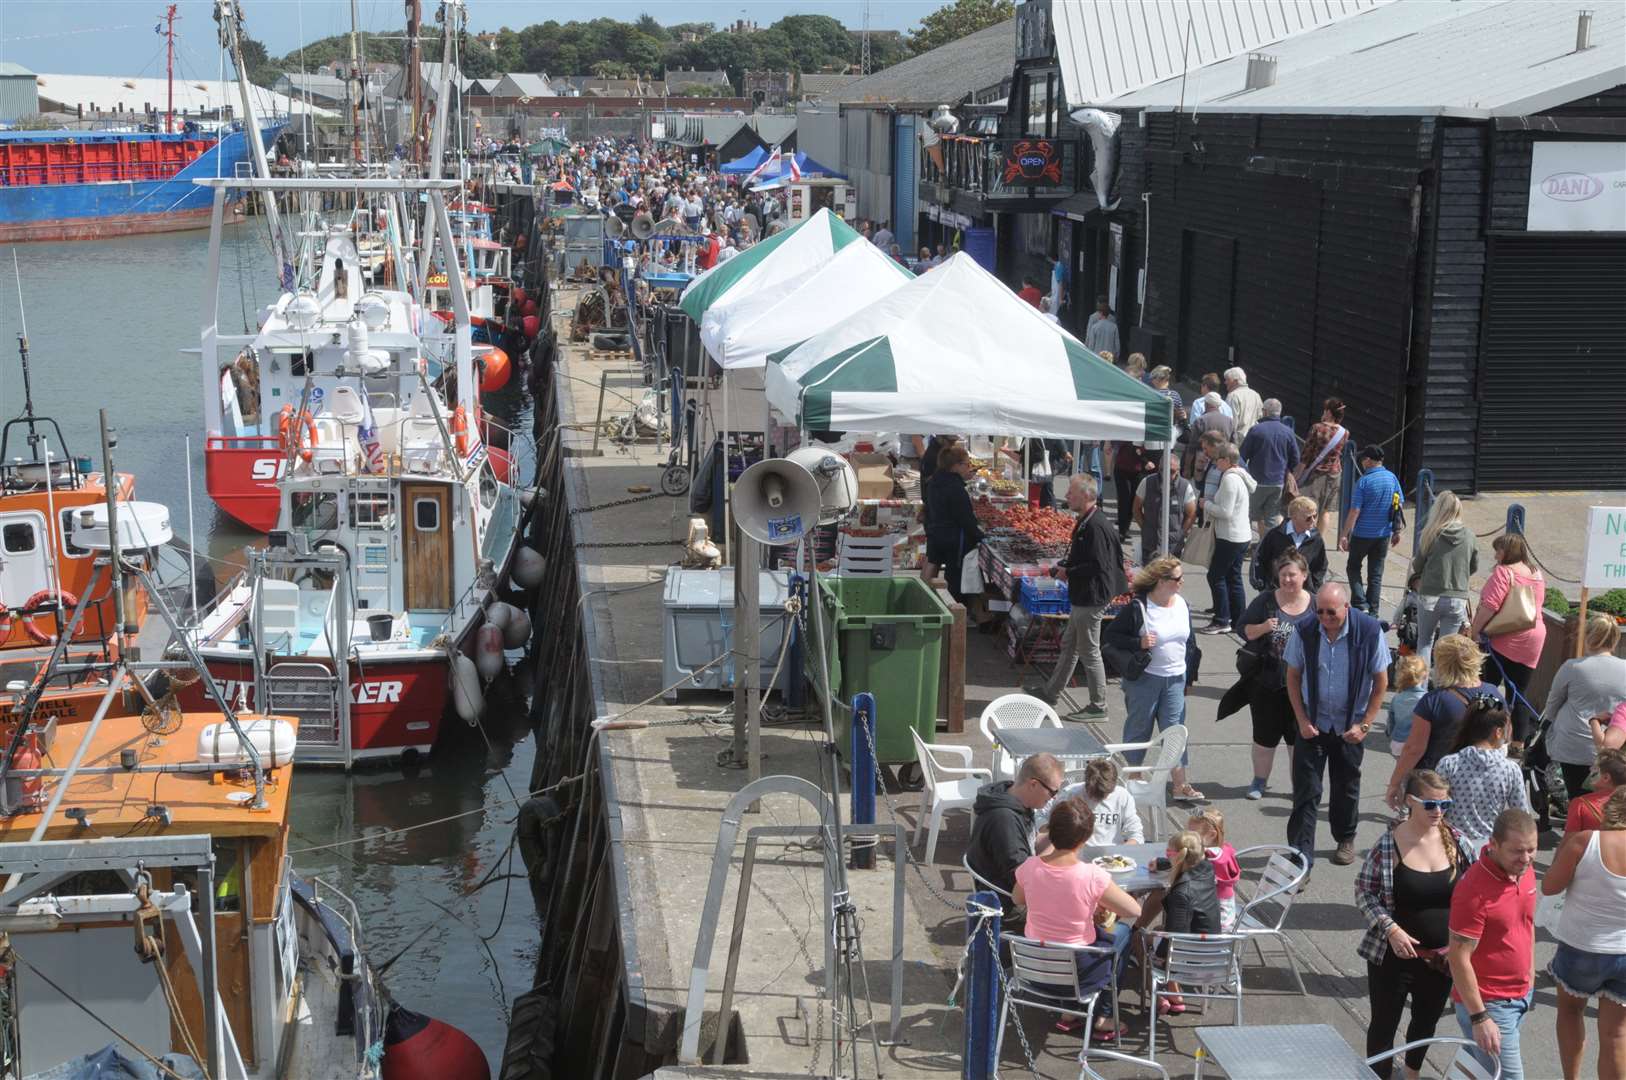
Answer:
[
  {"left": 347, "top": 0, "right": 362, "bottom": 165},
  {"left": 214, "top": 0, "right": 289, "bottom": 281},
  {"left": 163, "top": 5, "right": 179, "bottom": 134},
  {"left": 406, "top": 0, "right": 422, "bottom": 166},
  {"left": 10, "top": 253, "right": 40, "bottom": 454}
]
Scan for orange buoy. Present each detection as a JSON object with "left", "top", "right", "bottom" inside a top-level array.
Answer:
[
  {"left": 10, "top": 733, "right": 44, "bottom": 810},
  {"left": 381, "top": 1006, "right": 489, "bottom": 1080},
  {"left": 509, "top": 287, "right": 526, "bottom": 308},
  {"left": 479, "top": 348, "right": 511, "bottom": 393},
  {"left": 521, "top": 299, "right": 538, "bottom": 318},
  {"left": 450, "top": 405, "right": 470, "bottom": 456},
  {"left": 521, "top": 315, "right": 540, "bottom": 339}
]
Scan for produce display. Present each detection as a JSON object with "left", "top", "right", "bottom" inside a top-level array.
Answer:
[{"left": 974, "top": 503, "right": 1075, "bottom": 550}]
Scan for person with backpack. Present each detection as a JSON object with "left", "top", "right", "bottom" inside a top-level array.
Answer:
[
  {"left": 1339, "top": 445, "right": 1403, "bottom": 619},
  {"left": 1408, "top": 492, "right": 1480, "bottom": 671}
]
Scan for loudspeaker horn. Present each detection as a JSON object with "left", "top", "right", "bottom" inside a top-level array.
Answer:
[
  {"left": 732, "top": 458, "right": 821, "bottom": 546},
  {"left": 785, "top": 446, "right": 858, "bottom": 525},
  {"left": 605, "top": 215, "right": 625, "bottom": 239},
  {"left": 630, "top": 212, "right": 655, "bottom": 240}
]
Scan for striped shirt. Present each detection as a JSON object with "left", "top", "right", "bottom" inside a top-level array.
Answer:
[{"left": 1350, "top": 467, "right": 1401, "bottom": 538}]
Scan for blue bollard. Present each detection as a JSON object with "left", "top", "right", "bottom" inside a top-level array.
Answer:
[
  {"left": 1506, "top": 503, "right": 1525, "bottom": 537},
  {"left": 849, "top": 693, "right": 876, "bottom": 870},
  {"left": 963, "top": 891, "right": 1003, "bottom": 1080}
]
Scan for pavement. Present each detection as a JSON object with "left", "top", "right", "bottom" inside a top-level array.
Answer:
[{"left": 559, "top": 305, "right": 1608, "bottom": 1079}]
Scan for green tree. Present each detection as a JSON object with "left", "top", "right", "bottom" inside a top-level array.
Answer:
[
  {"left": 908, "top": 0, "right": 1014, "bottom": 55},
  {"left": 634, "top": 14, "right": 667, "bottom": 41},
  {"left": 768, "top": 15, "right": 853, "bottom": 71},
  {"left": 592, "top": 59, "right": 633, "bottom": 79}
]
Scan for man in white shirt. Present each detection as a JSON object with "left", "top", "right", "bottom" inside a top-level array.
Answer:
[
  {"left": 1225, "top": 366, "right": 1264, "bottom": 439},
  {"left": 1188, "top": 372, "right": 1235, "bottom": 421}
]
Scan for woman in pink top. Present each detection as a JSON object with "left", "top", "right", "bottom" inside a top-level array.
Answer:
[
  {"left": 1468, "top": 534, "right": 1546, "bottom": 754},
  {"left": 1013, "top": 798, "right": 1142, "bottom": 1041}
]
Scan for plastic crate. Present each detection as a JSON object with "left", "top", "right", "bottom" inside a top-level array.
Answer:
[{"left": 1019, "top": 577, "right": 1071, "bottom": 616}]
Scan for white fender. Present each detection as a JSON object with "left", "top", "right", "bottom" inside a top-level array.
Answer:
[
  {"left": 450, "top": 654, "right": 483, "bottom": 723},
  {"left": 511, "top": 545, "right": 545, "bottom": 588},
  {"left": 475, "top": 623, "right": 505, "bottom": 682},
  {"left": 519, "top": 486, "right": 548, "bottom": 510},
  {"left": 485, "top": 602, "right": 515, "bottom": 631},
  {"left": 501, "top": 606, "right": 532, "bottom": 649}
]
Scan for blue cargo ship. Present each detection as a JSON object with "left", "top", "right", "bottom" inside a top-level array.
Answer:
[{"left": 0, "top": 123, "right": 282, "bottom": 243}]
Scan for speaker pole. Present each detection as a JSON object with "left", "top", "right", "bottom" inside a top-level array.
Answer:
[{"left": 730, "top": 529, "right": 763, "bottom": 807}]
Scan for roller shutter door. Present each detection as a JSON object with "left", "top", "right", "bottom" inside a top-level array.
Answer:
[{"left": 1475, "top": 236, "right": 1626, "bottom": 490}]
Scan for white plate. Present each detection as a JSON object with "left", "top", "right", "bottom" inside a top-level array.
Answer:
[{"left": 1092, "top": 855, "right": 1136, "bottom": 874}]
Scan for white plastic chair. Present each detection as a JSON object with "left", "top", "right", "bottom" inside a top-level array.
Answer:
[
  {"left": 910, "top": 728, "right": 990, "bottom": 865},
  {"left": 1101, "top": 725, "right": 1188, "bottom": 841},
  {"left": 1365, "top": 1037, "right": 1501, "bottom": 1079},
  {"left": 1232, "top": 844, "right": 1311, "bottom": 995},
  {"left": 1142, "top": 930, "right": 1246, "bottom": 1063},
  {"left": 997, "top": 934, "right": 1132, "bottom": 1066},
  {"left": 979, "top": 692, "right": 1063, "bottom": 782}
]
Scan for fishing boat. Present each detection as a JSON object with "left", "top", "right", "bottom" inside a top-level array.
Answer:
[
  {"left": 0, "top": 419, "right": 490, "bottom": 1079},
  {"left": 0, "top": 339, "right": 174, "bottom": 728},
  {"left": 186, "top": 177, "right": 525, "bottom": 766}
]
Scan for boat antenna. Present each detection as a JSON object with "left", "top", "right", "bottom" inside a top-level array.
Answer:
[
  {"left": 11, "top": 251, "right": 41, "bottom": 455},
  {"left": 161, "top": 4, "right": 179, "bottom": 134}
]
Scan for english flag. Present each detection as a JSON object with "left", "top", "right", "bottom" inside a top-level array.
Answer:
[
  {"left": 787, "top": 153, "right": 801, "bottom": 182},
  {"left": 746, "top": 146, "right": 781, "bottom": 184}
]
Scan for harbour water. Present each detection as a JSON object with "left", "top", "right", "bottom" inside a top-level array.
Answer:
[{"left": 0, "top": 226, "right": 539, "bottom": 1071}]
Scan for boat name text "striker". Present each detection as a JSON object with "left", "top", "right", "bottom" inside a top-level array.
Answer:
[{"left": 218, "top": 679, "right": 405, "bottom": 705}]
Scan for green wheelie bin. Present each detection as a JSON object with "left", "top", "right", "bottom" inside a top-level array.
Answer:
[{"left": 813, "top": 575, "right": 953, "bottom": 768}]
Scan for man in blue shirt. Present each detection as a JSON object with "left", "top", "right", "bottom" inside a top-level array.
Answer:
[
  {"left": 1284, "top": 583, "right": 1390, "bottom": 867},
  {"left": 1339, "top": 445, "right": 1402, "bottom": 617}
]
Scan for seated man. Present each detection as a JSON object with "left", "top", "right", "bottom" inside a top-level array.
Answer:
[{"left": 967, "top": 753, "right": 1065, "bottom": 931}]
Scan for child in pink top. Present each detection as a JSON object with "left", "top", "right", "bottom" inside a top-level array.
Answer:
[
  {"left": 1012, "top": 798, "right": 1142, "bottom": 1040},
  {"left": 1190, "top": 808, "right": 1241, "bottom": 929}
]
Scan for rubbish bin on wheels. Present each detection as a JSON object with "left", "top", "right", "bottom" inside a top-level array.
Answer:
[{"left": 813, "top": 576, "right": 952, "bottom": 777}]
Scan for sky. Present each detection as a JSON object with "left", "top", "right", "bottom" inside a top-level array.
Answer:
[{"left": 0, "top": 1, "right": 947, "bottom": 75}]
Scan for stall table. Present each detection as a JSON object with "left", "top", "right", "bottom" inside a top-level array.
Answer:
[{"left": 992, "top": 726, "right": 1108, "bottom": 771}]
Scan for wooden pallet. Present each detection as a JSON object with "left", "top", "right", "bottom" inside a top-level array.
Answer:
[{"left": 589, "top": 349, "right": 635, "bottom": 362}]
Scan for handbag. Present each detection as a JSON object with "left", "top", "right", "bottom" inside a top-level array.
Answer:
[
  {"left": 960, "top": 549, "right": 985, "bottom": 595},
  {"left": 1032, "top": 448, "right": 1053, "bottom": 481},
  {"left": 1184, "top": 522, "right": 1216, "bottom": 568},
  {"left": 1483, "top": 570, "right": 1538, "bottom": 636}
]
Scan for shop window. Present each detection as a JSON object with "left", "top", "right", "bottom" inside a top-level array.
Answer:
[{"left": 1022, "top": 71, "right": 1057, "bottom": 138}]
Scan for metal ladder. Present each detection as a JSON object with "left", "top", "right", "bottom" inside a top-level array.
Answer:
[{"left": 263, "top": 662, "right": 343, "bottom": 746}]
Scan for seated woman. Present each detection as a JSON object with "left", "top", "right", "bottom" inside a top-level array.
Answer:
[
  {"left": 1135, "top": 830, "right": 1222, "bottom": 1014},
  {"left": 1012, "top": 798, "right": 1142, "bottom": 1042}
]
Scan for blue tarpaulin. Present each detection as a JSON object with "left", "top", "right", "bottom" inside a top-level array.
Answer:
[{"left": 719, "top": 149, "right": 844, "bottom": 181}]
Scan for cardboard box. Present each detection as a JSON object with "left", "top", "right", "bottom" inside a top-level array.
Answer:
[{"left": 848, "top": 453, "right": 895, "bottom": 500}]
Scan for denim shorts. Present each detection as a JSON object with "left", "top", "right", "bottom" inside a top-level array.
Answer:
[{"left": 1550, "top": 941, "right": 1626, "bottom": 1005}]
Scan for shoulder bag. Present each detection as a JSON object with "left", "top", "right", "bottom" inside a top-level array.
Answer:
[
  {"left": 1483, "top": 568, "right": 1538, "bottom": 637},
  {"left": 1294, "top": 424, "right": 1345, "bottom": 485},
  {"left": 1102, "top": 602, "right": 1153, "bottom": 682}
]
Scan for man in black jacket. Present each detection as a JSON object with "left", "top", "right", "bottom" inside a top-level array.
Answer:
[
  {"left": 966, "top": 753, "right": 1065, "bottom": 930},
  {"left": 1031, "top": 476, "right": 1129, "bottom": 716}
]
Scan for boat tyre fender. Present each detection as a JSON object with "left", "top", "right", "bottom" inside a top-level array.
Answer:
[{"left": 20, "top": 589, "right": 78, "bottom": 645}]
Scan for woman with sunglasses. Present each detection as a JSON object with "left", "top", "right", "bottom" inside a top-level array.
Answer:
[
  {"left": 1356, "top": 770, "right": 1479, "bottom": 1079},
  {"left": 1103, "top": 556, "right": 1204, "bottom": 801},
  {"left": 1437, "top": 701, "right": 1531, "bottom": 854}
]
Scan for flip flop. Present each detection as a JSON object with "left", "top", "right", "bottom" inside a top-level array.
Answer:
[
  {"left": 1156, "top": 999, "right": 1187, "bottom": 1016},
  {"left": 1172, "top": 786, "right": 1206, "bottom": 802},
  {"left": 1090, "top": 1022, "right": 1130, "bottom": 1044}
]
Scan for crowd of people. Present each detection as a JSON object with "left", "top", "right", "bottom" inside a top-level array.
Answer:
[{"left": 942, "top": 353, "right": 1623, "bottom": 1075}]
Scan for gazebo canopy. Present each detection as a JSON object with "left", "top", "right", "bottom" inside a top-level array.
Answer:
[
  {"left": 699, "top": 240, "right": 913, "bottom": 370},
  {"left": 678, "top": 207, "right": 861, "bottom": 322},
  {"left": 764, "top": 253, "right": 1173, "bottom": 442}
]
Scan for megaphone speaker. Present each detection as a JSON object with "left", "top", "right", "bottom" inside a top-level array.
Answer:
[
  {"left": 733, "top": 458, "right": 821, "bottom": 546},
  {"left": 605, "top": 216, "right": 625, "bottom": 239},
  {"left": 631, "top": 212, "right": 655, "bottom": 240}
]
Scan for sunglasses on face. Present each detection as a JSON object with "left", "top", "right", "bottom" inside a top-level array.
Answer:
[
  {"left": 1316, "top": 607, "right": 1345, "bottom": 616},
  {"left": 1408, "top": 794, "right": 1454, "bottom": 812},
  {"left": 1033, "top": 776, "right": 1059, "bottom": 799}
]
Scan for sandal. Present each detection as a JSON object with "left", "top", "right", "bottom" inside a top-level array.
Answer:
[
  {"left": 1053, "top": 1015, "right": 1085, "bottom": 1034},
  {"left": 1090, "top": 1022, "right": 1130, "bottom": 1044},
  {"left": 1172, "top": 785, "right": 1206, "bottom": 802},
  {"left": 1156, "top": 999, "right": 1187, "bottom": 1016}
]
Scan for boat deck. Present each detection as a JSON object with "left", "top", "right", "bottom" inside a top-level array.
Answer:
[{"left": 0, "top": 711, "right": 297, "bottom": 842}]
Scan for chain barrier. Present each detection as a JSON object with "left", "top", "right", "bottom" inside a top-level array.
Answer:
[
  {"left": 570, "top": 489, "right": 671, "bottom": 516},
  {"left": 964, "top": 900, "right": 1045, "bottom": 1080},
  {"left": 577, "top": 539, "right": 683, "bottom": 549}
]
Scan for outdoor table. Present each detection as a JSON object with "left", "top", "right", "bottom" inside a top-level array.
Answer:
[
  {"left": 1193, "top": 1023, "right": 1379, "bottom": 1079},
  {"left": 992, "top": 725, "right": 1107, "bottom": 770},
  {"left": 1082, "top": 842, "right": 1163, "bottom": 896}
]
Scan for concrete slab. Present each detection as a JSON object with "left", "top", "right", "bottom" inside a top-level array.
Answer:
[{"left": 561, "top": 307, "right": 1607, "bottom": 1078}]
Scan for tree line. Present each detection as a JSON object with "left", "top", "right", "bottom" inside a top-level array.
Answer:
[{"left": 251, "top": 1, "right": 1013, "bottom": 95}]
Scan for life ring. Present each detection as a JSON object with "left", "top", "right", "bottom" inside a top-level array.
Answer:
[
  {"left": 278, "top": 404, "right": 318, "bottom": 462},
  {"left": 0, "top": 608, "right": 12, "bottom": 640},
  {"left": 21, "top": 589, "right": 78, "bottom": 645},
  {"left": 451, "top": 405, "right": 469, "bottom": 457}
]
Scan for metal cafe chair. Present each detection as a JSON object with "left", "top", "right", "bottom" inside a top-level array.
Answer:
[
  {"left": 1141, "top": 930, "right": 1247, "bottom": 1063},
  {"left": 1231, "top": 844, "right": 1312, "bottom": 995},
  {"left": 1365, "top": 1037, "right": 1501, "bottom": 1079},
  {"left": 996, "top": 933, "right": 1128, "bottom": 1064}
]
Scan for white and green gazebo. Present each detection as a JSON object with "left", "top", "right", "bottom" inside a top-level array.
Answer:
[{"left": 679, "top": 207, "right": 863, "bottom": 325}]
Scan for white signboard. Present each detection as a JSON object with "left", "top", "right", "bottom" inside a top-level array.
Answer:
[
  {"left": 1582, "top": 506, "right": 1626, "bottom": 589},
  {"left": 1527, "top": 142, "right": 1626, "bottom": 232}
]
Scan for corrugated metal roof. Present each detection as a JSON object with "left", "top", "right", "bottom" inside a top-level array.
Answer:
[
  {"left": 799, "top": 73, "right": 861, "bottom": 97},
  {"left": 1104, "top": 0, "right": 1626, "bottom": 116},
  {"left": 1052, "top": 0, "right": 1386, "bottom": 107},
  {"left": 31, "top": 73, "right": 333, "bottom": 117},
  {"left": 833, "top": 18, "right": 1015, "bottom": 106},
  {"left": 0, "top": 63, "right": 36, "bottom": 78}
]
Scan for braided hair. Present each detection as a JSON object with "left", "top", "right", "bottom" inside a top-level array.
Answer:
[{"left": 1405, "top": 769, "right": 1459, "bottom": 876}]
